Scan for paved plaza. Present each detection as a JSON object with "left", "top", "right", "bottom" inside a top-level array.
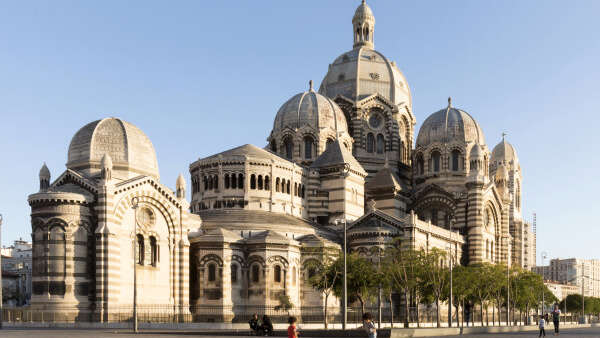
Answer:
[{"left": 2, "top": 327, "right": 600, "bottom": 338}]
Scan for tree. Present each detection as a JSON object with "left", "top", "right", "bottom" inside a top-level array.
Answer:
[
  {"left": 384, "top": 245, "right": 423, "bottom": 328},
  {"left": 304, "top": 247, "right": 341, "bottom": 329},
  {"left": 470, "top": 263, "right": 495, "bottom": 326},
  {"left": 448, "top": 265, "right": 474, "bottom": 328},
  {"left": 420, "top": 248, "right": 449, "bottom": 328},
  {"left": 333, "top": 252, "right": 377, "bottom": 317},
  {"left": 488, "top": 264, "right": 507, "bottom": 326}
]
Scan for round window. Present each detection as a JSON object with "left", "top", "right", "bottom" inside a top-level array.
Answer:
[
  {"left": 137, "top": 206, "right": 155, "bottom": 228},
  {"left": 369, "top": 113, "right": 382, "bottom": 129}
]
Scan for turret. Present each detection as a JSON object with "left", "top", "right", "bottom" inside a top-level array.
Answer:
[
  {"left": 100, "top": 154, "right": 113, "bottom": 181},
  {"left": 353, "top": 0, "right": 375, "bottom": 49},
  {"left": 468, "top": 143, "right": 486, "bottom": 182},
  {"left": 176, "top": 173, "right": 186, "bottom": 199},
  {"left": 39, "top": 162, "right": 50, "bottom": 191}
]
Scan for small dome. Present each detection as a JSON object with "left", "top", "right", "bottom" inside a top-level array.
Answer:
[
  {"left": 492, "top": 138, "right": 519, "bottom": 164},
  {"left": 319, "top": 48, "right": 411, "bottom": 107},
  {"left": 272, "top": 83, "right": 348, "bottom": 135},
  {"left": 67, "top": 118, "right": 159, "bottom": 179},
  {"left": 39, "top": 163, "right": 50, "bottom": 179},
  {"left": 416, "top": 104, "right": 485, "bottom": 148},
  {"left": 353, "top": 0, "right": 374, "bottom": 24},
  {"left": 470, "top": 143, "right": 484, "bottom": 158},
  {"left": 176, "top": 173, "right": 186, "bottom": 190}
]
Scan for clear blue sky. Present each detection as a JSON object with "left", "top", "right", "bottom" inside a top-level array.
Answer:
[{"left": 1, "top": 1, "right": 598, "bottom": 264}]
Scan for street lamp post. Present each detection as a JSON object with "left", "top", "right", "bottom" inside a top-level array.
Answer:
[
  {"left": 0, "top": 213, "right": 3, "bottom": 329},
  {"left": 448, "top": 217, "right": 455, "bottom": 328},
  {"left": 335, "top": 218, "right": 348, "bottom": 330},
  {"left": 541, "top": 252, "right": 547, "bottom": 318},
  {"left": 131, "top": 197, "right": 139, "bottom": 333}
]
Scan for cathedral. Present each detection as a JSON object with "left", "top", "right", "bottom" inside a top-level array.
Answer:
[{"left": 28, "top": 1, "right": 535, "bottom": 322}]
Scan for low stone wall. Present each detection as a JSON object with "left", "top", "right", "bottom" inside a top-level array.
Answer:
[{"left": 390, "top": 323, "right": 600, "bottom": 337}]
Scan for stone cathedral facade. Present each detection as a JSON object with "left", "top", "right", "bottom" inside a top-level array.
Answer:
[{"left": 28, "top": 1, "right": 535, "bottom": 322}]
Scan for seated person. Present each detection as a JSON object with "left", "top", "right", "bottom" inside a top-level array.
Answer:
[{"left": 249, "top": 313, "right": 260, "bottom": 333}]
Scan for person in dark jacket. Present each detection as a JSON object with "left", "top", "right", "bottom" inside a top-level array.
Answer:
[
  {"left": 249, "top": 313, "right": 260, "bottom": 335},
  {"left": 261, "top": 315, "right": 273, "bottom": 336}
]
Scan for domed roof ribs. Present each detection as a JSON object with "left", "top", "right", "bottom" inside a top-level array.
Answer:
[
  {"left": 372, "top": 49, "right": 396, "bottom": 103},
  {"left": 296, "top": 91, "right": 308, "bottom": 130}
]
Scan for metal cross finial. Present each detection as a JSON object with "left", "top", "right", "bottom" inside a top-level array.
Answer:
[
  {"left": 309, "top": 80, "right": 314, "bottom": 92},
  {"left": 502, "top": 132, "right": 507, "bottom": 141},
  {"left": 448, "top": 97, "right": 452, "bottom": 107}
]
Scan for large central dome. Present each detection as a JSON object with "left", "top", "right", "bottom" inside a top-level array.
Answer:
[
  {"left": 67, "top": 118, "right": 159, "bottom": 179},
  {"left": 318, "top": 1, "right": 411, "bottom": 108}
]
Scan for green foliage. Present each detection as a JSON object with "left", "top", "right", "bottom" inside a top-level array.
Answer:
[
  {"left": 274, "top": 293, "right": 294, "bottom": 314},
  {"left": 332, "top": 252, "right": 378, "bottom": 314}
]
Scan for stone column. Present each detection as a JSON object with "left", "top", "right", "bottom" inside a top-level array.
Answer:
[
  {"left": 179, "top": 237, "right": 190, "bottom": 313},
  {"left": 466, "top": 181, "right": 484, "bottom": 265}
]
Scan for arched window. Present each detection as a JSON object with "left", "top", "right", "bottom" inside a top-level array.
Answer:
[
  {"left": 270, "top": 140, "right": 277, "bottom": 153},
  {"left": 258, "top": 175, "right": 263, "bottom": 190},
  {"left": 417, "top": 154, "right": 424, "bottom": 175},
  {"left": 214, "top": 176, "right": 219, "bottom": 190},
  {"left": 283, "top": 136, "right": 294, "bottom": 159},
  {"left": 231, "top": 174, "right": 237, "bottom": 189},
  {"left": 150, "top": 236, "right": 158, "bottom": 266},
  {"left": 274, "top": 265, "right": 281, "bottom": 283},
  {"left": 203, "top": 177, "right": 208, "bottom": 190},
  {"left": 304, "top": 136, "right": 314, "bottom": 159},
  {"left": 208, "top": 177, "right": 213, "bottom": 190},
  {"left": 265, "top": 176, "right": 270, "bottom": 191},
  {"left": 238, "top": 174, "right": 244, "bottom": 190},
  {"left": 432, "top": 151, "right": 441, "bottom": 172},
  {"left": 294, "top": 183, "right": 298, "bottom": 196},
  {"left": 301, "top": 185, "right": 305, "bottom": 198},
  {"left": 250, "top": 174, "right": 256, "bottom": 189},
  {"left": 286, "top": 180, "right": 290, "bottom": 194},
  {"left": 376, "top": 134, "right": 385, "bottom": 154},
  {"left": 276, "top": 178, "right": 280, "bottom": 192},
  {"left": 208, "top": 263, "right": 216, "bottom": 282},
  {"left": 366, "top": 133, "right": 375, "bottom": 153},
  {"left": 452, "top": 150, "right": 460, "bottom": 171},
  {"left": 224, "top": 174, "right": 230, "bottom": 189},
  {"left": 136, "top": 234, "right": 144, "bottom": 265},
  {"left": 364, "top": 27, "right": 369, "bottom": 41},
  {"left": 252, "top": 264, "right": 260, "bottom": 283},
  {"left": 231, "top": 264, "right": 238, "bottom": 284}
]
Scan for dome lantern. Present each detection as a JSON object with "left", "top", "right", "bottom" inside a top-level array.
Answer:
[{"left": 353, "top": 0, "right": 375, "bottom": 49}]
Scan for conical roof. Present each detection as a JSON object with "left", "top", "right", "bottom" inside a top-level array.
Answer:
[{"left": 310, "top": 140, "right": 366, "bottom": 175}]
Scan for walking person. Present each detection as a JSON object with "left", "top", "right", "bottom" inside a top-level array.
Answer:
[
  {"left": 287, "top": 316, "right": 299, "bottom": 338},
  {"left": 552, "top": 305, "right": 561, "bottom": 335},
  {"left": 363, "top": 312, "right": 377, "bottom": 338},
  {"left": 539, "top": 315, "right": 546, "bottom": 337}
]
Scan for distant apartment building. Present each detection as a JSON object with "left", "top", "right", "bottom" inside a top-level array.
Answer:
[
  {"left": 1, "top": 238, "right": 32, "bottom": 306},
  {"left": 534, "top": 258, "right": 600, "bottom": 298},
  {"left": 544, "top": 281, "right": 580, "bottom": 302}
]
